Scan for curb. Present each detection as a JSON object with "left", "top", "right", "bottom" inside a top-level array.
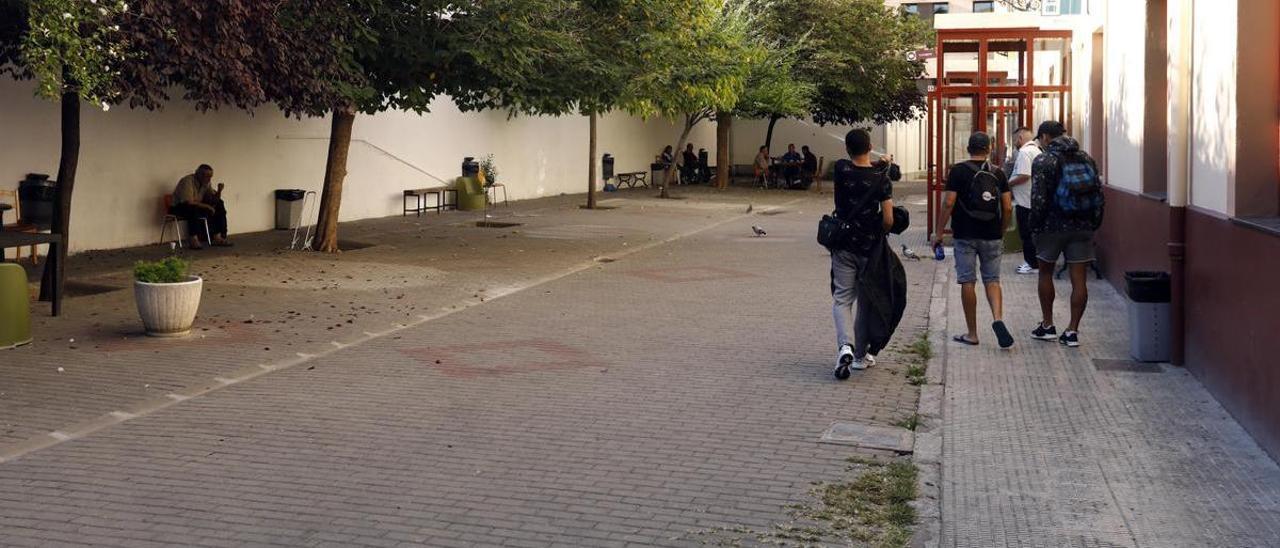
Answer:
[{"left": 910, "top": 260, "right": 949, "bottom": 548}]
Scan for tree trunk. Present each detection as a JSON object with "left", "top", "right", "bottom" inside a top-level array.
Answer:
[
  {"left": 662, "top": 117, "right": 696, "bottom": 199},
  {"left": 715, "top": 111, "right": 732, "bottom": 190},
  {"left": 763, "top": 114, "right": 781, "bottom": 152},
  {"left": 587, "top": 112, "right": 597, "bottom": 209},
  {"left": 40, "top": 88, "right": 79, "bottom": 302},
  {"left": 311, "top": 107, "right": 356, "bottom": 253}
]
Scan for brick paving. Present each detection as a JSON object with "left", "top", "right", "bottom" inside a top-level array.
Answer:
[
  {"left": 937, "top": 255, "right": 1280, "bottom": 547},
  {"left": 0, "top": 184, "right": 938, "bottom": 546},
  {"left": 0, "top": 187, "right": 804, "bottom": 447}
]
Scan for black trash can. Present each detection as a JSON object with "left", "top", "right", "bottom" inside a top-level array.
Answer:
[
  {"left": 651, "top": 162, "right": 669, "bottom": 188},
  {"left": 602, "top": 154, "right": 615, "bottom": 181},
  {"left": 18, "top": 174, "right": 56, "bottom": 230},
  {"left": 1124, "top": 271, "right": 1172, "bottom": 362},
  {"left": 274, "top": 189, "right": 307, "bottom": 230},
  {"left": 461, "top": 157, "right": 480, "bottom": 178}
]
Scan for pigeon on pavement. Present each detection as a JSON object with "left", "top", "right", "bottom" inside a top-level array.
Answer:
[
  {"left": 752, "top": 225, "right": 767, "bottom": 237},
  {"left": 901, "top": 244, "right": 921, "bottom": 261},
  {"left": 746, "top": 204, "right": 753, "bottom": 214}
]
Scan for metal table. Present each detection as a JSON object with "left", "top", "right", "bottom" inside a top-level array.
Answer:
[{"left": 0, "top": 232, "right": 64, "bottom": 316}]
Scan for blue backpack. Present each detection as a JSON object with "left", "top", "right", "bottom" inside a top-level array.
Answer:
[{"left": 1053, "top": 154, "right": 1103, "bottom": 218}]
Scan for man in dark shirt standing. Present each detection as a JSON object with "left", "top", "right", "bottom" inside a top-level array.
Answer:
[
  {"left": 830, "top": 129, "right": 895, "bottom": 377},
  {"left": 801, "top": 145, "right": 819, "bottom": 187},
  {"left": 1027, "top": 121, "right": 1105, "bottom": 348},
  {"left": 932, "top": 132, "right": 1014, "bottom": 348}
]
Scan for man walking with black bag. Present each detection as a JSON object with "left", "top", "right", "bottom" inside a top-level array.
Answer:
[{"left": 826, "top": 129, "right": 899, "bottom": 379}]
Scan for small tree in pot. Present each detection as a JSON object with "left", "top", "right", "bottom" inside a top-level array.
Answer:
[
  {"left": 479, "top": 154, "right": 499, "bottom": 186},
  {"left": 133, "top": 257, "right": 202, "bottom": 337}
]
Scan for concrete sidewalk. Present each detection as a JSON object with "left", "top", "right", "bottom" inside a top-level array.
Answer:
[{"left": 935, "top": 254, "right": 1280, "bottom": 547}]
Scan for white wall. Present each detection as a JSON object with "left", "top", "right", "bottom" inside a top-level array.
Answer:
[
  {"left": 1102, "top": 0, "right": 1146, "bottom": 193},
  {"left": 1188, "top": 0, "right": 1235, "bottom": 215},
  {"left": 728, "top": 117, "right": 918, "bottom": 175},
  {"left": 0, "top": 80, "right": 712, "bottom": 253}
]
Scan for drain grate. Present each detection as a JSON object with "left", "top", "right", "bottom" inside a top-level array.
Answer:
[
  {"left": 64, "top": 280, "right": 126, "bottom": 297},
  {"left": 820, "top": 421, "right": 914, "bottom": 454},
  {"left": 1093, "top": 359, "right": 1164, "bottom": 373},
  {"left": 475, "top": 221, "right": 523, "bottom": 228},
  {"left": 335, "top": 240, "right": 377, "bottom": 251}
]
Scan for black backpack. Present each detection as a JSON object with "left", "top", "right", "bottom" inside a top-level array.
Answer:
[{"left": 956, "top": 161, "right": 1002, "bottom": 223}]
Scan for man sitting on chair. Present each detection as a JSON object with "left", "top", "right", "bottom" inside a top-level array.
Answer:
[{"left": 171, "top": 164, "right": 231, "bottom": 249}]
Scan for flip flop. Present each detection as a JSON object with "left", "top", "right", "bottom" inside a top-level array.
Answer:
[
  {"left": 992, "top": 321, "right": 1014, "bottom": 349},
  {"left": 952, "top": 334, "right": 978, "bottom": 346}
]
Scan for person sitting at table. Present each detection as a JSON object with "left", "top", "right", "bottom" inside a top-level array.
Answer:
[
  {"left": 170, "top": 164, "right": 232, "bottom": 249},
  {"left": 801, "top": 145, "right": 819, "bottom": 185},
  {"left": 680, "top": 144, "right": 699, "bottom": 184},
  {"left": 754, "top": 146, "right": 771, "bottom": 186},
  {"left": 780, "top": 144, "right": 803, "bottom": 187}
]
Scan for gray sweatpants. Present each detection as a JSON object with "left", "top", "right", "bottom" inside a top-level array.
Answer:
[{"left": 830, "top": 249, "right": 871, "bottom": 358}]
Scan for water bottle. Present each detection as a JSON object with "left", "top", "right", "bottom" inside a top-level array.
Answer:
[{"left": 933, "top": 241, "right": 945, "bottom": 261}]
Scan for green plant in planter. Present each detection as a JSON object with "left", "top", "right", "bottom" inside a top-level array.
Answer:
[
  {"left": 479, "top": 154, "right": 499, "bottom": 185},
  {"left": 134, "top": 257, "right": 190, "bottom": 284}
]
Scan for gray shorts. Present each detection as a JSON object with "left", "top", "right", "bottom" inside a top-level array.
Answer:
[
  {"left": 954, "top": 239, "right": 1002, "bottom": 284},
  {"left": 1036, "top": 230, "right": 1096, "bottom": 264}
]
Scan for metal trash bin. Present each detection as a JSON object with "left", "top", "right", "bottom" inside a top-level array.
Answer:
[
  {"left": 602, "top": 154, "right": 614, "bottom": 181},
  {"left": 650, "top": 162, "right": 668, "bottom": 188},
  {"left": 18, "top": 173, "right": 56, "bottom": 230},
  {"left": 462, "top": 157, "right": 480, "bottom": 178},
  {"left": 274, "top": 189, "right": 307, "bottom": 230},
  {"left": 0, "top": 263, "right": 32, "bottom": 350},
  {"left": 1125, "top": 271, "right": 1172, "bottom": 362}
]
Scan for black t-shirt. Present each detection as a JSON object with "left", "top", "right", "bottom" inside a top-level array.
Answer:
[
  {"left": 833, "top": 160, "right": 892, "bottom": 224},
  {"left": 946, "top": 160, "right": 1010, "bottom": 241},
  {"left": 802, "top": 151, "right": 818, "bottom": 172}
]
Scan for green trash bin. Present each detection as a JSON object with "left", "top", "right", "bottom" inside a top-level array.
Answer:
[
  {"left": 455, "top": 176, "right": 487, "bottom": 211},
  {"left": 0, "top": 263, "right": 32, "bottom": 349}
]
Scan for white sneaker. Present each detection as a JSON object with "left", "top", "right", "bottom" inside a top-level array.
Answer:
[
  {"left": 863, "top": 354, "right": 877, "bottom": 368},
  {"left": 836, "top": 344, "right": 854, "bottom": 368},
  {"left": 851, "top": 357, "right": 868, "bottom": 371},
  {"left": 834, "top": 344, "right": 855, "bottom": 380},
  {"left": 1017, "top": 263, "right": 1037, "bottom": 274}
]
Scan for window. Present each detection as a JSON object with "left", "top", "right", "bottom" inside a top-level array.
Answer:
[
  {"left": 973, "top": 1, "right": 995, "bottom": 13},
  {"left": 932, "top": 2, "right": 950, "bottom": 14},
  {"left": 902, "top": 4, "right": 920, "bottom": 16}
]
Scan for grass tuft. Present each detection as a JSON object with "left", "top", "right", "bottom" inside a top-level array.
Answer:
[
  {"left": 895, "top": 413, "right": 921, "bottom": 431},
  {"left": 693, "top": 458, "right": 919, "bottom": 547}
]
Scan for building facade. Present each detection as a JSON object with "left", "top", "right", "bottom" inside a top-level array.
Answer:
[{"left": 1095, "top": 0, "right": 1280, "bottom": 458}]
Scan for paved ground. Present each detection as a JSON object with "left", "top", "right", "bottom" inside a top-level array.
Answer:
[
  {"left": 936, "top": 255, "right": 1280, "bottom": 547},
  {"left": 0, "top": 184, "right": 938, "bottom": 546}
]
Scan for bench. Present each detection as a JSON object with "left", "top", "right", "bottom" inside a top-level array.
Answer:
[
  {"left": 615, "top": 171, "right": 648, "bottom": 189},
  {"left": 403, "top": 187, "right": 457, "bottom": 216}
]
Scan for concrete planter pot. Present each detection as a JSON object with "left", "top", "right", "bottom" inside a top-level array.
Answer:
[{"left": 134, "top": 276, "right": 203, "bottom": 337}]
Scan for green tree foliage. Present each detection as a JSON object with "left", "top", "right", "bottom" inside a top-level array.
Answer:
[
  {"left": 732, "top": 1, "right": 813, "bottom": 121},
  {"left": 757, "top": 0, "right": 932, "bottom": 147},
  {"left": 297, "top": 0, "right": 601, "bottom": 251},
  {"left": 629, "top": 0, "right": 756, "bottom": 198}
]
